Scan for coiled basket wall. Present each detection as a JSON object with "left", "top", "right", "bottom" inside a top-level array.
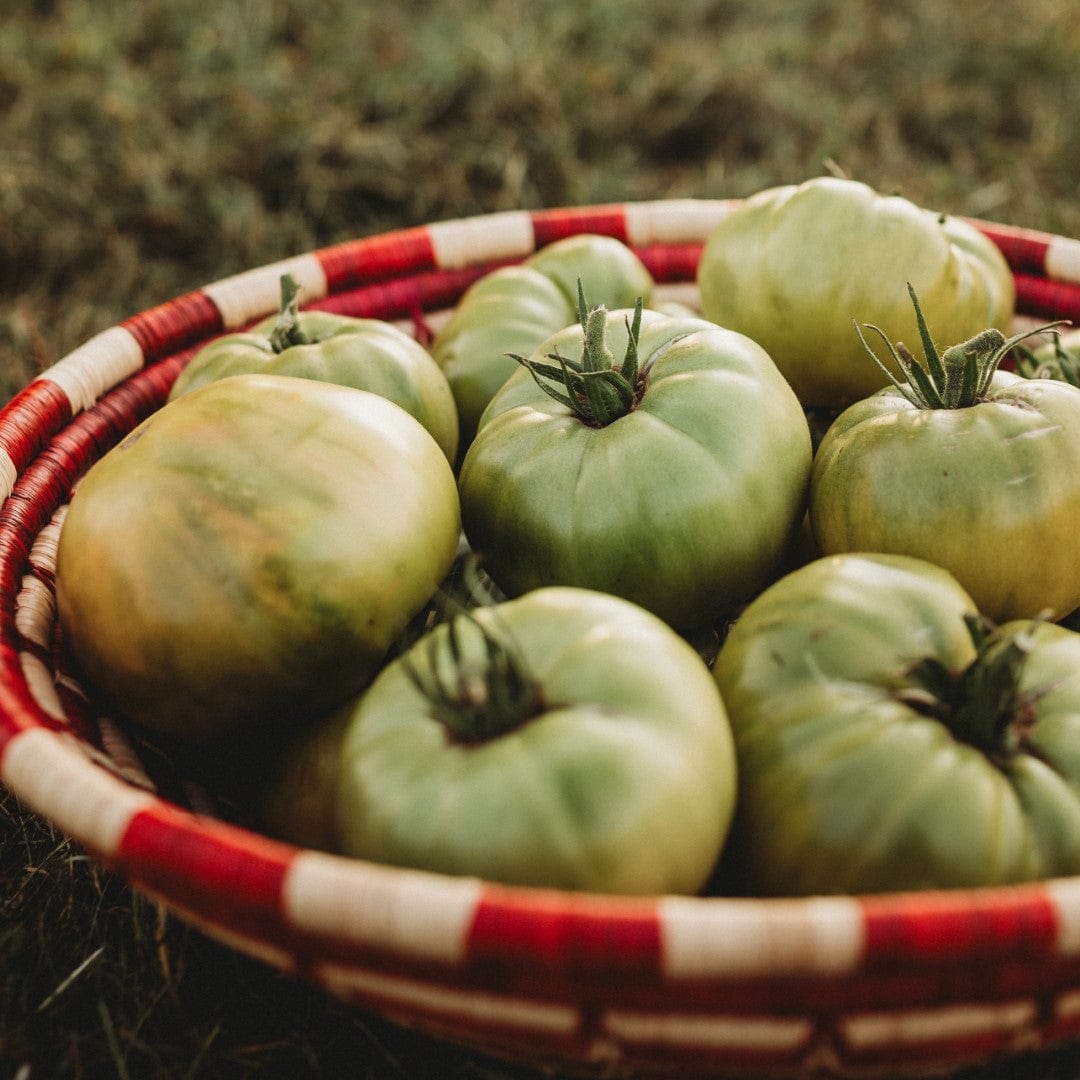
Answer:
[{"left": 2, "top": 200, "right": 1080, "bottom": 1079}]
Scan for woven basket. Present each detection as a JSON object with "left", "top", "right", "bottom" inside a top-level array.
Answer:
[{"left": 3, "top": 200, "right": 1080, "bottom": 1080}]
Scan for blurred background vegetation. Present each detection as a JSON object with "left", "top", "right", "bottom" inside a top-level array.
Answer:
[
  {"left": 3, "top": 0, "right": 1080, "bottom": 1076},
  {"left": 2, "top": 0, "right": 1080, "bottom": 398}
]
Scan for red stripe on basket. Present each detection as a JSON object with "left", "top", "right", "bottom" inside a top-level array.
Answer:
[
  {"left": 468, "top": 888, "right": 663, "bottom": 978},
  {"left": 531, "top": 205, "right": 630, "bottom": 247},
  {"left": 970, "top": 220, "right": 1052, "bottom": 275},
  {"left": 120, "top": 291, "right": 224, "bottom": 361},
  {"left": 0, "top": 350, "right": 190, "bottom": 602},
  {"left": 637, "top": 243, "right": 705, "bottom": 284},
  {"left": 0, "top": 380, "right": 74, "bottom": 476},
  {"left": 119, "top": 804, "right": 293, "bottom": 935},
  {"left": 309, "top": 265, "right": 502, "bottom": 322},
  {"left": 0, "top": 638, "right": 59, "bottom": 752},
  {"left": 1014, "top": 273, "right": 1080, "bottom": 324},
  {"left": 860, "top": 888, "right": 1058, "bottom": 965},
  {"left": 20, "top": 351, "right": 185, "bottom": 503},
  {"left": 316, "top": 227, "right": 438, "bottom": 292}
]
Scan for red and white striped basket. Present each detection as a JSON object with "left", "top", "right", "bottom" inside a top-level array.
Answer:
[{"left": 2, "top": 200, "right": 1080, "bottom": 1080}]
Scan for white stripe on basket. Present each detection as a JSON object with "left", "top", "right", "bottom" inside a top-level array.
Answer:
[
  {"left": 15, "top": 508, "right": 67, "bottom": 721},
  {"left": 0, "top": 450, "right": 17, "bottom": 504},
  {"left": 659, "top": 895, "right": 864, "bottom": 979},
  {"left": 602, "top": 1008, "right": 814, "bottom": 1053},
  {"left": 41, "top": 325, "right": 145, "bottom": 414},
  {"left": 1046, "top": 235, "right": 1080, "bottom": 286},
  {"left": 314, "top": 960, "right": 581, "bottom": 1036},
  {"left": 624, "top": 198, "right": 738, "bottom": 247},
  {"left": 15, "top": 570, "right": 54, "bottom": 653},
  {"left": 17, "top": 654, "right": 66, "bottom": 722},
  {"left": 1045, "top": 878, "right": 1080, "bottom": 956},
  {"left": 1053, "top": 987, "right": 1080, "bottom": 1022},
  {"left": 651, "top": 282, "right": 703, "bottom": 313},
  {"left": 94, "top": 716, "right": 159, "bottom": 793},
  {"left": 839, "top": 998, "right": 1037, "bottom": 1051},
  {"left": 428, "top": 210, "right": 536, "bottom": 270},
  {"left": 282, "top": 850, "right": 481, "bottom": 964},
  {"left": 202, "top": 253, "right": 328, "bottom": 331},
  {"left": 0, "top": 727, "right": 155, "bottom": 855}
]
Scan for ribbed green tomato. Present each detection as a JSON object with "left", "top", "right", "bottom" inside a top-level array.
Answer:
[
  {"left": 714, "top": 552, "right": 1080, "bottom": 896},
  {"left": 335, "top": 587, "right": 737, "bottom": 895},
  {"left": 170, "top": 276, "right": 458, "bottom": 462},
  {"left": 808, "top": 294, "right": 1080, "bottom": 624},
  {"left": 458, "top": 304, "right": 812, "bottom": 629},
  {"left": 811, "top": 371, "right": 1080, "bottom": 623},
  {"left": 697, "top": 176, "right": 1015, "bottom": 407},
  {"left": 56, "top": 373, "right": 461, "bottom": 740},
  {"left": 431, "top": 233, "right": 654, "bottom": 457}
]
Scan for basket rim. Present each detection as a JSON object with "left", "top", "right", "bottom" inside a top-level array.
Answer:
[{"left": 5, "top": 197, "right": 1080, "bottom": 1074}]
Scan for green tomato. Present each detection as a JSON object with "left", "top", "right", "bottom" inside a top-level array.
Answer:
[
  {"left": 56, "top": 373, "right": 461, "bottom": 741},
  {"left": 170, "top": 275, "right": 458, "bottom": 462},
  {"left": 458, "top": 305, "right": 812, "bottom": 629},
  {"left": 810, "top": 367, "right": 1080, "bottom": 623},
  {"left": 714, "top": 552, "right": 1080, "bottom": 895},
  {"left": 1016, "top": 327, "right": 1080, "bottom": 386},
  {"left": 258, "top": 706, "right": 350, "bottom": 852},
  {"left": 696, "top": 176, "right": 1015, "bottom": 407},
  {"left": 336, "top": 587, "right": 737, "bottom": 895},
  {"left": 431, "top": 233, "right": 654, "bottom": 457}
]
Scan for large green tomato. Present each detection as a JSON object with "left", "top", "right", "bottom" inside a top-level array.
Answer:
[
  {"left": 696, "top": 176, "right": 1015, "bottom": 407},
  {"left": 56, "top": 373, "right": 461, "bottom": 740},
  {"left": 458, "top": 303, "right": 812, "bottom": 629},
  {"left": 431, "top": 233, "right": 654, "bottom": 458},
  {"left": 809, "top": 298, "right": 1080, "bottom": 623},
  {"left": 336, "top": 587, "right": 737, "bottom": 895},
  {"left": 714, "top": 552, "right": 1080, "bottom": 895},
  {"left": 170, "top": 275, "right": 459, "bottom": 462}
]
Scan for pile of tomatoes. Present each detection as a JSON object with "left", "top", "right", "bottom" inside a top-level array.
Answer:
[{"left": 53, "top": 177, "right": 1080, "bottom": 899}]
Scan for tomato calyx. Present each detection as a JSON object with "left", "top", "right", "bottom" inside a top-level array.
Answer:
[
  {"left": 268, "top": 273, "right": 313, "bottom": 353},
  {"left": 854, "top": 283, "right": 1069, "bottom": 409},
  {"left": 510, "top": 281, "right": 649, "bottom": 427},
  {"left": 401, "top": 606, "right": 546, "bottom": 744},
  {"left": 896, "top": 613, "right": 1044, "bottom": 759},
  {"left": 1015, "top": 332, "right": 1080, "bottom": 386}
]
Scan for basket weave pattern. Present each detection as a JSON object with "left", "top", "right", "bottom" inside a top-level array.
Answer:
[{"left": 3, "top": 201, "right": 1080, "bottom": 1078}]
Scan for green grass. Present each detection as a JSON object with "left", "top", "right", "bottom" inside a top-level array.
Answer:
[
  {"left": 2, "top": 0, "right": 1080, "bottom": 399},
  {"left": 4, "top": 0, "right": 1080, "bottom": 1075}
]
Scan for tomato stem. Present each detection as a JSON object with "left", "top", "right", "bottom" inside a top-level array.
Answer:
[
  {"left": 1014, "top": 331, "right": 1080, "bottom": 386},
  {"left": 854, "top": 284, "right": 1070, "bottom": 409},
  {"left": 898, "top": 614, "right": 1044, "bottom": 757},
  {"left": 401, "top": 607, "right": 545, "bottom": 743},
  {"left": 510, "top": 280, "right": 647, "bottom": 426},
  {"left": 268, "top": 273, "right": 312, "bottom": 352}
]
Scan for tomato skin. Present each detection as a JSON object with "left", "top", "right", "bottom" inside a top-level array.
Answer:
[
  {"left": 258, "top": 706, "right": 350, "bottom": 851},
  {"left": 713, "top": 553, "right": 1080, "bottom": 896},
  {"left": 55, "top": 374, "right": 461, "bottom": 740},
  {"left": 809, "top": 371, "right": 1080, "bottom": 622},
  {"left": 458, "top": 308, "right": 812, "bottom": 629},
  {"left": 335, "top": 587, "right": 737, "bottom": 895},
  {"left": 431, "top": 233, "right": 654, "bottom": 457},
  {"left": 170, "top": 311, "right": 459, "bottom": 463},
  {"left": 431, "top": 267, "right": 572, "bottom": 456},
  {"left": 696, "top": 177, "right": 1015, "bottom": 407}
]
